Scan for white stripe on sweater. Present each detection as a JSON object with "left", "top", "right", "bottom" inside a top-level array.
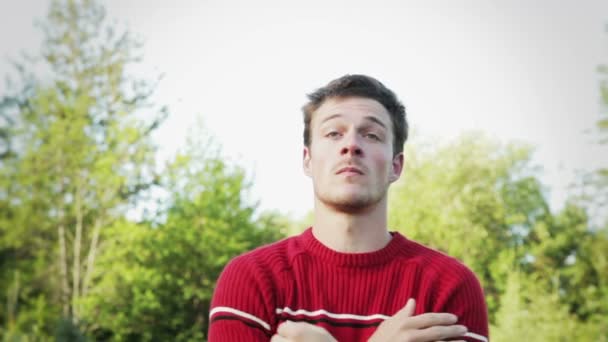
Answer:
[
  {"left": 464, "top": 332, "right": 489, "bottom": 342},
  {"left": 211, "top": 306, "right": 489, "bottom": 341},
  {"left": 210, "top": 306, "right": 271, "bottom": 331},
  {"left": 276, "top": 307, "right": 390, "bottom": 321},
  {"left": 276, "top": 306, "right": 488, "bottom": 341}
]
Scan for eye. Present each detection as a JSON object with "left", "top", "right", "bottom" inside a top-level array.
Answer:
[
  {"left": 326, "top": 131, "right": 341, "bottom": 139},
  {"left": 365, "top": 133, "right": 381, "bottom": 141}
]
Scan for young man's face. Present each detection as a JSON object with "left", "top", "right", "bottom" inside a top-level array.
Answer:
[{"left": 303, "top": 96, "right": 404, "bottom": 212}]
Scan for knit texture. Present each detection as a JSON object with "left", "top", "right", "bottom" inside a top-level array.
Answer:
[{"left": 209, "top": 228, "right": 489, "bottom": 341}]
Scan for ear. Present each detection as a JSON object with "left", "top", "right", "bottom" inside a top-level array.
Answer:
[
  {"left": 389, "top": 152, "right": 404, "bottom": 183},
  {"left": 303, "top": 146, "right": 312, "bottom": 177}
]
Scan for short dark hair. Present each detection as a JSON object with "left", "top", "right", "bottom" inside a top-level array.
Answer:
[{"left": 302, "top": 74, "right": 408, "bottom": 156}]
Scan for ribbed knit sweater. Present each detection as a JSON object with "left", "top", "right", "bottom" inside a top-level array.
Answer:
[{"left": 209, "top": 228, "right": 489, "bottom": 341}]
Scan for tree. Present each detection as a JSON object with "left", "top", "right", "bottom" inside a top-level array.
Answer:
[
  {"left": 0, "top": 0, "right": 165, "bottom": 337},
  {"left": 491, "top": 271, "right": 603, "bottom": 341},
  {"left": 525, "top": 203, "right": 608, "bottom": 323},
  {"left": 80, "top": 137, "right": 284, "bottom": 341},
  {"left": 576, "top": 27, "right": 608, "bottom": 218},
  {"left": 598, "top": 26, "right": 608, "bottom": 140},
  {"left": 388, "top": 133, "right": 549, "bottom": 316},
  {"left": 388, "top": 133, "right": 607, "bottom": 337}
]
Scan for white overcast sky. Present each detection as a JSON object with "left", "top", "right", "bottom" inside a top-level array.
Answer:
[{"left": 2, "top": 0, "right": 607, "bottom": 219}]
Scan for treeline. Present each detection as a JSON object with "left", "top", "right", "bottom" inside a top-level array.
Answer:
[
  {"left": 388, "top": 136, "right": 607, "bottom": 340},
  {"left": 0, "top": 1, "right": 606, "bottom": 341}
]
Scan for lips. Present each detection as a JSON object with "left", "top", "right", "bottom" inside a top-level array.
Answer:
[{"left": 336, "top": 166, "right": 364, "bottom": 175}]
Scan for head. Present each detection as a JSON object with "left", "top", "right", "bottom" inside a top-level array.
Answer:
[
  {"left": 302, "top": 74, "right": 409, "bottom": 212},
  {"left": 303, "top": 75, "right": 408, "bottom": 156}
]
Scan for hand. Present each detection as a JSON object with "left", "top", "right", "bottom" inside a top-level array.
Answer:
[
  {"left": 368, "top": 298, "right": 468, "bottom": 342},
  {"left": 270, "top": 321, "right": 338, "bottom": 342}
]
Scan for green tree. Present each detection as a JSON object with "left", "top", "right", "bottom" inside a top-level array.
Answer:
[
  {"left": 491, "top": 271, "right": 603, "bottom": 341},
  {"left": 388, "top": 133, "right": 549, "bottom": 315},
  {"left": 80, "top": 138, "right": 284, "bottom": 341},
  {"left": 526, "top": 203, "right": 608, "bottom": 322},
  {"left": 0, "top": 0, "right": 165, "bottom": 337},
  {"left": 598, "top": 26, "right": 608, "bottom": 140},
  {"left": 388, "top": 133, "right": 607, "bottom": 338},
  {"left": 578, "top": 28, "right": 608, "bottom": 214}
]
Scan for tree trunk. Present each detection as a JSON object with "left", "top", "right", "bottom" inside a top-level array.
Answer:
[
  {"left": 6, "top": 270, "right": 19, "bottom": 326},
  {"left": 57, "top": 151, "right": 70, "bottom": 317},
  {"left": 72, "top": 180, "right": 83, "bottom": 322},
  {"left": 58, "top": 220, "right": 70, "bottom": 317},
  {"left": 83, "top": 217, "right": 102, "bottom": 297}
]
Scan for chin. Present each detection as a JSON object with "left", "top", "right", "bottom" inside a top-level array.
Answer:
[{"left": 323, "top": 193, "right": 378, "bottom": 212}]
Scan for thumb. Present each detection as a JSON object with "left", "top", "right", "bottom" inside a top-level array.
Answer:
[
  {"left": 277, "top": 321, "right": 314, "bottom": 338},
  {"left": 395, "top": 298, "right": 416, "bottom": 319},
  {"left": 277, "top": 321, "right": 297, "bottom": 337}
]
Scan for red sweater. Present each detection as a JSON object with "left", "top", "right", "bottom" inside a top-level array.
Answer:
[{"left": 209, "top": 228, "right": 489, "bottom": 341}]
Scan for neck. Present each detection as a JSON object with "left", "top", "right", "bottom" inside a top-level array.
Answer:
[{"left": 311, "top": 197, "right": 392, "bottom": 253}]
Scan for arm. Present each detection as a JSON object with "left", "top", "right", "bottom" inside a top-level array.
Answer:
[
  {"left": 366, "top": 261, "right": 488, "bottom": 342},
  {"left": 208, "top": 255, "right": 276, "bottom": 341},
  {"left": 433, "top": 266, "right": 489, "bottom": 342},
  {"left": 368, "top": 298, "right": 469, "bottom": 342},
  {"left": 270, "top": 321, "right": 337, "bottom": 342}
]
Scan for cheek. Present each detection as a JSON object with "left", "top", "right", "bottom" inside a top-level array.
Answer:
[
  {"left": 373, "top": 154, "right": 393, "bottom": 176},
  {"left": 309, "top": 152, "right": 330, "bottom": 177},
  {"left": 310, "top": 143, "right": 333, "bottom": 166},
  {"left": 317, "top": 157, "right": 333, "bottom": 176}
]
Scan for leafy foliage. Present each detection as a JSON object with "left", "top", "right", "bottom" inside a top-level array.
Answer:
[
  {"left": 388, "top": 133, "right": 607, "bottom": 339},
  {"left": 0, "top": 0, "right": 164, "bottom": 337},
  {"left": 79, "top": 143, "right": 284, "bottom": 341}
]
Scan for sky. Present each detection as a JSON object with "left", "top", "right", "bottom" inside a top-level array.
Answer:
[{"left": 1, "top": 0, "right": 607, "bottom": 219}]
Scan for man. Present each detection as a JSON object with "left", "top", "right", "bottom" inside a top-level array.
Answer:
[{"left": 208, "top": 75, "right": 489, "bottom": 341}]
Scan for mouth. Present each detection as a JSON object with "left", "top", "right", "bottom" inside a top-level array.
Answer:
[{"left": 336, "top": 166, "right": 364, "bottom": 175}]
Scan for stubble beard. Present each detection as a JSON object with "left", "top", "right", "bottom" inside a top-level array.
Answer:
[{"left": 316, "top": 184, "right": 388, "bottom": 214}]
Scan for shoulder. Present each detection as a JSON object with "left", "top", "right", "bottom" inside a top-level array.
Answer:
[
  {"left": 210, "top": 237, "right": 302, "bottom": 339},
  {"left": 395, "top": 234, "right": 480, "bottom": 284},
  {"left": 220, "top": 233, "right": 304, "bottom": 278},
  {"left": 394, "top": 238, "right": 489, "bottom": 341},
  {"left": 210, "top": 233, "right": 306, "bottom": 330},
  {"left": 211, "top": 237, "right": 295, "bottom": 316}
]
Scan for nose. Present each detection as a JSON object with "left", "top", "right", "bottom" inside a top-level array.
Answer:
[{"left": 340, "top": 134, "right": 363, "bottom": 157}]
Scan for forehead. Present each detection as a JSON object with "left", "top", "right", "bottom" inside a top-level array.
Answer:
[{"left": 312, "top": 97, "right": 391, "bottom": 127}]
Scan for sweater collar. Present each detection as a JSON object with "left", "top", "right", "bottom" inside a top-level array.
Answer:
[{"left": 299, "top": 227, "right": 406, "bottom": 267}]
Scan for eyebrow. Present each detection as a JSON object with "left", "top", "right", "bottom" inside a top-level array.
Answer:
[{"left": 321, "top": 114, "right": 388, "bottom": 129}]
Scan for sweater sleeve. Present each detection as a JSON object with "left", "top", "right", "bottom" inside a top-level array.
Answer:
[
  {"left": 433, "top": 265, "right": 489, "bottom": 342},
  {"left": 208, "top": 254, "right": 276, "bottom": 341}
]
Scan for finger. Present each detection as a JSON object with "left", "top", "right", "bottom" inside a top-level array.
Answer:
[
  {"left": 402, "top": 312, "right": 458, "bottom": 329},
  {"left": 394, "top": 298, "right": 416, "bottom": 319},
  {"left": 409, "top": 324, "right": 468, "bottom": 341},
  {"left": 277, "top": 321, "right": 295, "bottom": 337},
  {"left": 270, "top": 334, "right": 289, "bottom": 342},
  {"left": 277, "top": 321, "right": 317, "bottom": 338}
]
